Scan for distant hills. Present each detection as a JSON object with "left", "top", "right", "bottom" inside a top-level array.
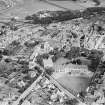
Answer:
[{"left": 24, "top": 7, "right": 105, "bottom": 24}]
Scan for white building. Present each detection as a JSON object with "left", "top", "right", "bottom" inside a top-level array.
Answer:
[{"left": 54, "top": 64, "right": 93, "bottom": 77}]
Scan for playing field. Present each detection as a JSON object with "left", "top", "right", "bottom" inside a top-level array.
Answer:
[{"left": 53, "top": 73, "right": 89, "bottom": 93}]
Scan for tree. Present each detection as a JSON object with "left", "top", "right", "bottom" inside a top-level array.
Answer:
[
  {"left": 92, "top": 0, "right": 100, "bottom": 6},
  {"left": 88, "top": 50, "right": 103, "bottom": 72},
  {"left": 64, "top": 99, "right": 78, "bottom": 105},
  {"left": 65, "top": 47, "right": 81, "bottom": 59},
  {"left": 25, "top": 15, "right": 33, "bottom": 20},
  {"left": 45, "top": 68, "right": 54, "bottom": 75}
]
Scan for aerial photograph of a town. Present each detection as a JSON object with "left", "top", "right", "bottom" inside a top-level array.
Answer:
[{"left": 0, "top": 0, "right": 105, "bottom": 105}]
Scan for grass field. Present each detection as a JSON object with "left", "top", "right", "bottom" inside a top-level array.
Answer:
[{"left": 53, "top": 73, "right": 89, "bottom": 93}]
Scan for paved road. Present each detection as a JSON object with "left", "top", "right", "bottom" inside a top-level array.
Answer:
[
  {"left": 12, "top": 74, "right": 43, "bottom": 105},
  {"left": 47, "top": 74, "right": 85, "bottom": 102}
]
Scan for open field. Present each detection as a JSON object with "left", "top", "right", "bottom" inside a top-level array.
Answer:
[{"left": 52, "top": 73, "right": 89, "bottom": 93}]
